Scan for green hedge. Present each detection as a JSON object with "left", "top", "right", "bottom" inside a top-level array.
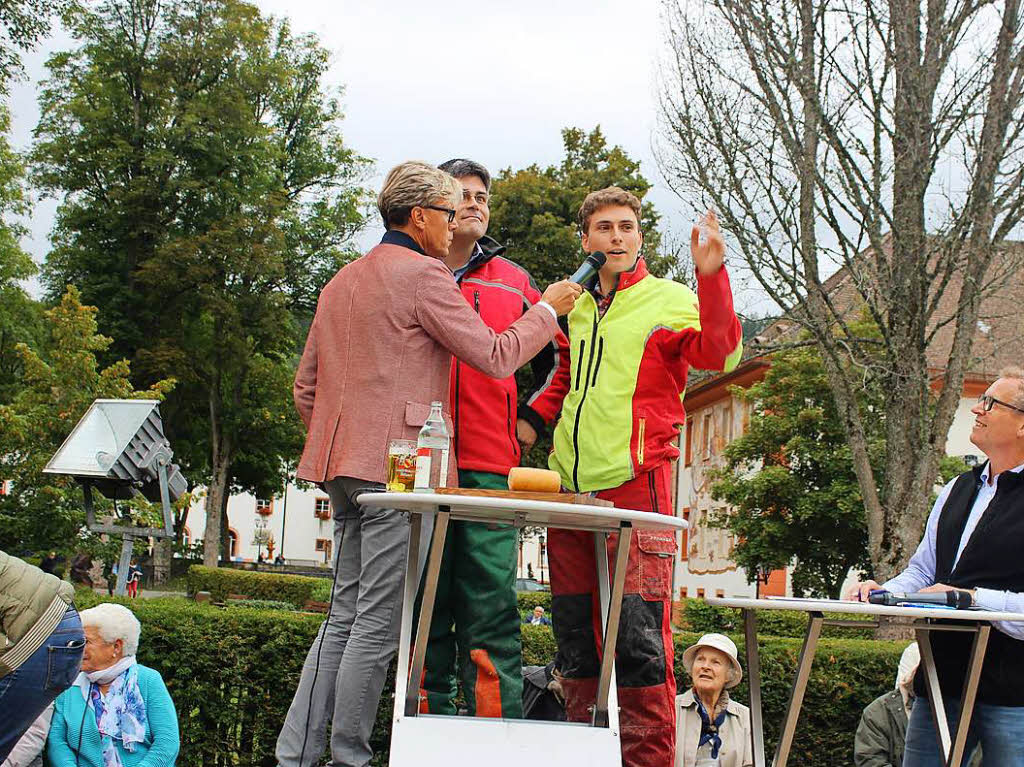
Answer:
[
  {"left": 185, "top": 564, "right": 319, "bottom": 606},
  {"left": 66, "top": 591, "right": 904, "bottom": 766},
  {"left": 682, "top": 598, "right": 876, "bottom": 640},
  {"left": 516, "top": 590, "right": 552, "bottom": 612}
]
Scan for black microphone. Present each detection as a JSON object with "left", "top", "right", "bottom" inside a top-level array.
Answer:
[
  {"left": 869, "top": 590, "right": 973, "bottom": 609},
  {"left": 568, "top": 251, "right": 606, "bottom": 285}
]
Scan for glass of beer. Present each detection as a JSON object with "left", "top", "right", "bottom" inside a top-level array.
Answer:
[{"left": 386, "top": 440, "right": 417, "bottom": 492}]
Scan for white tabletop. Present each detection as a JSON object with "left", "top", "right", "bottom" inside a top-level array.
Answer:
[
  {"left": 706, "top": 596, "right": 1024, "bottom": 623},
  {"left": 357, "top": 491, "right": 686, "bottom": 533}
]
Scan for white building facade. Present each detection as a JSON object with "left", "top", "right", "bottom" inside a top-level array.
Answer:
[{"left": 183, "top": 484, "right": 550, "bottom": 579}]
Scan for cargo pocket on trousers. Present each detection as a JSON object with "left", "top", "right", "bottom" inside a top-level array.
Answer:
[
  {"left": 636, "top": 531, "right": 676, "bottom": 601},
  {"left": 46, "top": 639, "right": 85, "bottom": 692}
]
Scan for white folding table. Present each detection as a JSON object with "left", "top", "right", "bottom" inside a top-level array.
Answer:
[
  {"left": 357, "top": 491, "right": 686, "bottom": 767},
  {"left": 707, "top": 596, "right": 1024, "bottom": 767}
]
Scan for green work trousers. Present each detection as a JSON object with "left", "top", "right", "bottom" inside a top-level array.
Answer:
[{"left": 420, "top": 470, "right": 523, "bottom": 718}]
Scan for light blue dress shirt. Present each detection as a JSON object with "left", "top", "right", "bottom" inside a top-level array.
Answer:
[{"left": 883, "top": 461, "right": 1024, "bottom": 639}]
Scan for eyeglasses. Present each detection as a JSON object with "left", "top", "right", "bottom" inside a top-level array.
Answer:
[
  {"left": 461, "top": 190, "right": 489, "bottom": 205},
  {"left": 422, "top": 205, "right": 456, "bottom": 223},
  {"left": 977, "top": 394, "right": 1024, "bottom": 415}
]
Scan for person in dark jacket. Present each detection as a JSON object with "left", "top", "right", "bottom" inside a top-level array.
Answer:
[
  {"left": 415, "top": 158, "right": 571, "bottom": 720},
  {"left": 855, "top": 643, "right": 919, "bottom": 767},
  {"left": 855, "top": 643, "right": 982, "bottom": 767},
  {"left": 522, "top": 606, "right": 552, "bottom": 626},
  {"left": 38, "top": 552, "right": 59, "bottom": 575}
]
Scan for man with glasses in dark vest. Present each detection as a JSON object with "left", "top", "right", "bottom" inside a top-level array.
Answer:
[{"left": 848, "top": 366, "right": 1024, "bottom": 766}]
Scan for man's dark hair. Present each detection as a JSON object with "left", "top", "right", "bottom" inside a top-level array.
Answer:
[{"left": 438, "top": 158, "right": 491, "bottom": 191}]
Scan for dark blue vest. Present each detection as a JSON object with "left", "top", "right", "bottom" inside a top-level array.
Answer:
[{"left": 917, "top": 465, "right": 1024, "bottom": 705}]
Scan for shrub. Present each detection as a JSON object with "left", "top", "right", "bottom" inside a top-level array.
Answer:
[
  {"left": 309, "top": 577, "right": 334, "bottom": 603},
  {"left": 516, "top": 590, "right": 552, "bottom": 612},
  {"left": 227, "top": 599, "right": 300, "bottom": 612},
  {"left": 64, "top": 592, "right": 904, "bottom": 766},
  {"left": 682, "top": 598, "right": 876, "bottom": 640},
  {"left": 185, "top": 564, "right": 318, "bottom": 606}
]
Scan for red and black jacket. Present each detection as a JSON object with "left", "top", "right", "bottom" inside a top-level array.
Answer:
[{"left": 448, "top": 236, "right": 571, "bottom": 475}]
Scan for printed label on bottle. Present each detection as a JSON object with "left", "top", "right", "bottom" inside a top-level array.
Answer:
[
  {"left": 413, "top": 448, "right": 432, "bottom": 491},
  {"left": 437, "top": 447, "right": 449, "bottom": 488}
]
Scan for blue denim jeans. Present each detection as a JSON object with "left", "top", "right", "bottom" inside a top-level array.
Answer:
[
  {"left": 904, "top": 692, "right": 1024, "bottom": 767},
  {"left": 0, "top": 606, "right": 85, "bottom": 762}
]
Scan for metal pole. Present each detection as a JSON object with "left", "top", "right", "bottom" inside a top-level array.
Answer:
[
  {"left": 743, "top": 609, "right": 766, "bottom": 767},
  {"left": 279, "top": 474, "right": 289, "bottom": 560},
  {"left": 947, "top": 624, "right": 990, "bottom": 767},
  {"left": 405, "top": 507, "right": 450, "bottom": 716},
  {"left": 115, "top": 535, "right": 134, "bottom": 596},
  {"left": 394, "top": 512, "right": 421, "bottom": 723},
  {"left": 594, "top": 523, "right": 632, "bottom": 727},
  {"left": 772, "top": 611, "right": 823, "bottom": 767},
  {"left": 916, "top": 623, "right": 952, "bottom": 757}
]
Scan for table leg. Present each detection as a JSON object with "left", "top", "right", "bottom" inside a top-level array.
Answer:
[
  {"left": 947, "top": 624, "right": 990, "bottom": 767},
  {"left": 772, "top": 611, "right": 823, "bottom": 767},
  {"left": 404, "top": 507, "right": 451, "bottom": 717},
  {"left": 593, "top": 524, "right": 632, "bottom": 728},
  {"left": 916, "top": 624, "right": 952, "bottom": 758},
  {"left": 743, "top": 609, "right": 767, "bottom": 767},
  {"left": 393, "top": 512, "right": 422, "bottom": 722}
]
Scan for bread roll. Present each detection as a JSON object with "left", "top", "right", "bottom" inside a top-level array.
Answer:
[{"left": 508, "top": 467, "right": 562, "bottom": 493}]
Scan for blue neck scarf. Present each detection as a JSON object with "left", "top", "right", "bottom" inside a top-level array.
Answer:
[
  {"left": 89, "top": 662, "right": 147, "bottom": 767},
  {"left": 694, "top": 691, "right": 728, "bottom": 759}
]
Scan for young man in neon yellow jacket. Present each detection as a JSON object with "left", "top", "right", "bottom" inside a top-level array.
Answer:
[{"left": 527, "top": 187, "right": 742, "bottom": 767}]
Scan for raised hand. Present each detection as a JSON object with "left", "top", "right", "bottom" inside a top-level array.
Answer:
[{"left": 690, "top": 209, "right": 726, "bottom": 276}]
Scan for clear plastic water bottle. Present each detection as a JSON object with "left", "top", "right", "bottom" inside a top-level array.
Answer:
[{"left": 413, "top": 401, "right": 450, "bottom": 492}]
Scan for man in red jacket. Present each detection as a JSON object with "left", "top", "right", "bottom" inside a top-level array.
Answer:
[{"left": 416, "top": 159, "right": 570, "bottom": 719}]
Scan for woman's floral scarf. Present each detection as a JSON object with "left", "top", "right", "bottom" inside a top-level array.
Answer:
[{"left": 88, "top": 659, "right": 147, "bottom": 767}]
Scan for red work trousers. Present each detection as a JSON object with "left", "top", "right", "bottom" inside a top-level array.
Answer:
[{"left": 549, "top": 462, "right": 678, "bottom": 767}]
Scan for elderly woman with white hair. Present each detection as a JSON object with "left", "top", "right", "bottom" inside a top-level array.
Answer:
[
  {"left": 46, "top": 603, "right": 179, "bottom": 767},
  {"left": 676, "top": 633, "right": 753, "bottom": 767}
]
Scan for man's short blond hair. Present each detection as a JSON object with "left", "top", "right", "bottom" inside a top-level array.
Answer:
[
  {"left": 377, "top": 161, "right": 461, "bottom": 229},
  {"left": 577, "top": 186, "right": 642, "bottom": 234},
  {"left": 999, "top": 366, "right": 1024, "bottom": 409}
]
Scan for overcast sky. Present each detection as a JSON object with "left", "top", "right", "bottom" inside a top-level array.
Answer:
[{"left": 8, "top": 0, "right": 767, "bottom": 311}]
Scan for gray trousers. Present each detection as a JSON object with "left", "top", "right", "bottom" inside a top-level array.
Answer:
[{"left": 275, "top": 477, "right": 431, "bottom": 767}]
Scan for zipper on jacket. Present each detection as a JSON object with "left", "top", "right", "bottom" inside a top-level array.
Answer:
[
  {"left": 570, "top": 316, "right": 600, "bottom": 491},
  {"left": 637, "top": 417, "right": 646, "bottom": 467},
  {"left": 591, "top": 337, "right": 604, "bottom": 386},
  {"left": 506, "top": 392, "right": 519, "bottom": 457},
  {"left": 648, "top": 469, "right": 658, "bottom": 513},
  {"left": 453, "top": 290, "right": 481, "bottom": 461},
  {"left": 574, "top": 339, "right": 587, "bottom": 390}
]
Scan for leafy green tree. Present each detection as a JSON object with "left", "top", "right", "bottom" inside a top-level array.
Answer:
[
  {"left": 0, "top": 102, "right": 42, "bottom": 403},
  {"left": 708, "top": 347, "right": 881, "bottom": 598},
  {"left": 708, "top": 341, "right": 970, "bottom": 598},
  {"left": 0, "top": 286, "right": 174, "bottom": 554},
  {"left": 0, "top": 0, "right": 76, "bottom": 88},
  {"left": 32, "top": 0, "right": 369, "bottom": 566},
  {"left": 489, "top": 126, "right": 673, "bottom": 288},
  {"left": 0, "top": 0, "right": 78, "bottom": 402}
]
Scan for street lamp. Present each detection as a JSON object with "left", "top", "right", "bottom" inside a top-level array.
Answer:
[{"left": 43, "top": 399, "right": 187, "bottom": 595}]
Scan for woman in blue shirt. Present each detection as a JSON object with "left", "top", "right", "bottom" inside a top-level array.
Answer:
[{"left": 47, "top": 603, "right": 178, "bottom": 767}]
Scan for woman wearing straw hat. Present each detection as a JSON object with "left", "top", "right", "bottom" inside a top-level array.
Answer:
[{"left": 676, "top": 633, "right": 753, "bottom": 767}]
